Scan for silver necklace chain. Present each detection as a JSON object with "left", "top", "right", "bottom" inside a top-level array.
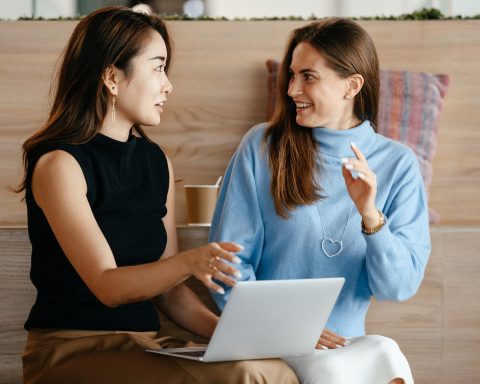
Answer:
[{"left": 315, "top": 151, "right": 355, "bottom": 257}]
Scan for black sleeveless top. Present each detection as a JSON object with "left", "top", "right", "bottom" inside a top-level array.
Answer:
[{"left": 24, "top": 133, "right": 169, "bottom": 331}]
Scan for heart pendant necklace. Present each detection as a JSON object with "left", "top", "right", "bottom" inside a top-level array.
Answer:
[
  {"left": 317, "top": 203, "right": 355, "bottom": 258},
  {"left": 315, "top": 151, "right": 355, "bottom": 257}
]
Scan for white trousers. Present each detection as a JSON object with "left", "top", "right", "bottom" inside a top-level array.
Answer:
[{"left": 283, "top": 335, "right": 414, "bottom": 384}]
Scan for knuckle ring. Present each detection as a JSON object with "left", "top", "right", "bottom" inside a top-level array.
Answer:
[
  {"left": 208, "top": 256, "right": 220, "bottom": 270},
  {"left": 208, "top": 256, "right": 215, "bottom": 268}
]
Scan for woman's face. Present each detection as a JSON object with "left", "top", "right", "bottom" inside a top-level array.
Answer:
[
  {"left": 115, "top": 30, "right": 173, "bottom": 127},
  {"left": 287, "top": 42, "right": 353, "bottom": 129}
]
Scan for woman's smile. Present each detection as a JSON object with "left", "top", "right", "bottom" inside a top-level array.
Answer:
[{"left": 294, "top": 99, "right": 313, "bottom": 114}]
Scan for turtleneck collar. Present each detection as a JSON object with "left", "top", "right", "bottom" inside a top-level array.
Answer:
[
  {"left": 312, "top": 120, "right": 376, "bottom": 158},
  {"left": 92, "top": 132, "right": 137, "bottom": 153}
]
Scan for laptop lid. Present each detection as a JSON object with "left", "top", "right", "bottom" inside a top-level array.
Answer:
[{"left": 202, "top": 277, "right": 344, "bottom": 362}]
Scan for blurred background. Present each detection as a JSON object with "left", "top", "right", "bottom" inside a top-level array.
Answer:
[{"left": 0, "top": 0, "right": 479, "bottom": 19}]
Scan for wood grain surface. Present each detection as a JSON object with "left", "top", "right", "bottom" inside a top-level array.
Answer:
[
  {"left": 0, "top": 20, "right": 479, "bottom": 226},
  {"left": 1, "top": 226, "right": 479, "bottom": 384}
]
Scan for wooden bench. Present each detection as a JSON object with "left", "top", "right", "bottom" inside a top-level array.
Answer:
[{"left": 1, "top": 226, "right": 479, "bottom": 383}]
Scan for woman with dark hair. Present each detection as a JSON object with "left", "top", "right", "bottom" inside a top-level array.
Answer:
[
  {"left": 210, "top": 18, "right": 430, "bottom": 383},
  {"left": 18, "top": 5, "right": 298, "bottom": 383}
]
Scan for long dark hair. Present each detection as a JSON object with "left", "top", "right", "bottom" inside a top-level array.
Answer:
[
  {"left": 265, "top": 18, "right": 380, "bottom": 218},
  {"left": 14, "top": 6, "right": 172, "bottom": 194}
]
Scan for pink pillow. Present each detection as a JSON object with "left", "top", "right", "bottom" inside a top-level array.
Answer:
[{"left": 266, "top": 60, "right": 450, "bottom": 223}]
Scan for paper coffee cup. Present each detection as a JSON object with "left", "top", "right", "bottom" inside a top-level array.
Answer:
[{"left": 184, "top": 185, "right": 220, "bottom": 226}]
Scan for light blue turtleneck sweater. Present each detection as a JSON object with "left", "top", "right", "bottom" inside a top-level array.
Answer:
[{"left": 209, "top": 121, "right": 431, "bottom": 337}]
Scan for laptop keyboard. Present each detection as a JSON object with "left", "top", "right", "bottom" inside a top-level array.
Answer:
[{"left": 173, "top": 350, "right": 206, "bottom": 357}]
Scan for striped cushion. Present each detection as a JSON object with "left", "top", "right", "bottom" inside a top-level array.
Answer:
[
  {"left": 377, "top": 70, "right": 449, "bottom": 223},
  {"left": 266, "top": 60, "right": 450, "bottom": 223}
]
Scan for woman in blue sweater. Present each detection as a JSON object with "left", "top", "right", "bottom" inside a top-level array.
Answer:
[{"left": 210, "top": 18, "right": 430, "bottom": 384}]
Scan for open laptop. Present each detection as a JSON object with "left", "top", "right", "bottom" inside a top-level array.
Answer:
[{"left": 146, "top": 277, "right": 344, "bottom": 362}]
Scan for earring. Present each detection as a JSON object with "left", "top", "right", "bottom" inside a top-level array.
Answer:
[{"left": 111, "top": 96, "right": 116, "bottom": 128}]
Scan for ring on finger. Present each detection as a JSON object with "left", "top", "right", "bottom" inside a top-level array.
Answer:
[{"left": 208, "top": 256, "right": 220, "bottom": 270}]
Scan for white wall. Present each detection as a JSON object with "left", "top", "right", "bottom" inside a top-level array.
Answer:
[
  {"left": 451, "top": 0, "right": 480, "bottom": 16},
  {"left": 0, "top": 0, "right": 76, "bottom": 20},
  {"left": 1, "top": 0, "right": 478, "bottom": 19},
  {"left": 204, "top": 0, "right": 480, "bottom": 19},
  {"left": 0, "top": 0, "right": 32, "bottom": 19},
  {"left": 36, "top": 0, "right": 77, "bottom": 18}
]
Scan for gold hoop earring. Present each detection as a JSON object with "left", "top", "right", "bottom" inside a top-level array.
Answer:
[{"left": 111, "top": 96, "right": 116, "bottom": 128}]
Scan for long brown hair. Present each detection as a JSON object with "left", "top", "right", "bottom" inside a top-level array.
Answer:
[
  {"left": 265, "top": 18, "right": 380, "bottom": 218},
  {"left": 14, "top": 6, "right": 173, "bottom": 194}
]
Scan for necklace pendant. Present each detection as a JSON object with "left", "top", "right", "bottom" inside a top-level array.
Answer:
[{"left": 321, "top": 237, "right": 343, "bottom": 257}]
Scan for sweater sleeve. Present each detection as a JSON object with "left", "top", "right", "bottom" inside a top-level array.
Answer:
[
  {"left": 365, "top": 150, "right": 431, "bottom": 301},
  {"left": 208, "top": 129, "right": 265, "bottom": 310}
]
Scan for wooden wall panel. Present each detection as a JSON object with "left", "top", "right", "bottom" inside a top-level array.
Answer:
[{"left": 0, "top": 20, "right": 479, "bottom": 226}]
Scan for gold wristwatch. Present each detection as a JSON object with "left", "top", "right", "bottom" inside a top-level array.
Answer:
[{"left": 361, "top": 210, "right": 385, "bottom": 235}]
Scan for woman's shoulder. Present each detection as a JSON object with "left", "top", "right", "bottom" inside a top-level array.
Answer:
[
  {"left": 229, "top": 123, "right": 270, "bottom": 167},
  {"left": 371, "top": 133, "right": 423, "bottom": 186},
  {"left": 30, "top": 149, "right": 86, "bottom": 203},
  {"left": 373, "top": 132, "right": 418, "bottom": 166},
  {"left": 28, "top": 142, "right": 85, "bottom": 176},
  {"left": 239, "top": 122, "right": 269, "bottom": 150},
  {"left": 34, "top": 149, "right": 82, "bottom": 173},
  {"left": 246, "top": 122, "right": 269, "bottom": 137}
]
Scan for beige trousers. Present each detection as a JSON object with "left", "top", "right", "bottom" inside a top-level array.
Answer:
[{"left": 23, "top": 329, "right": 299, "bottom": 384}]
